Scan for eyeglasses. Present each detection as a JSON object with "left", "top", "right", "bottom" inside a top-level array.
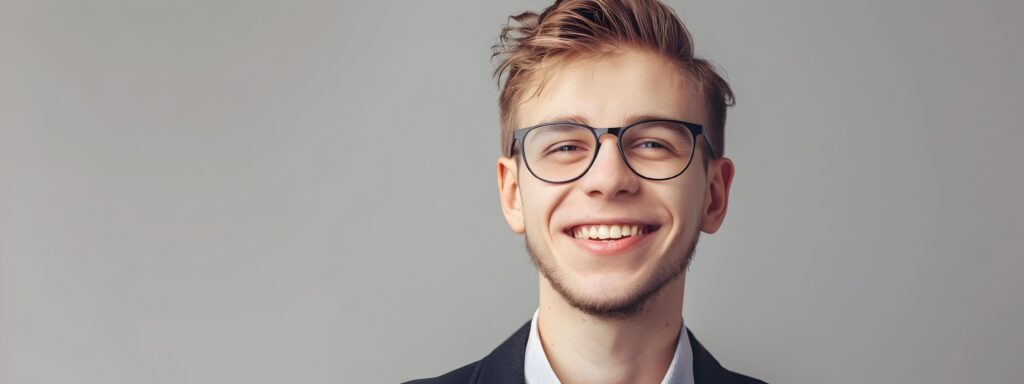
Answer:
[{"left": 508, "top": 119, "right": 714, "bottom": 183}]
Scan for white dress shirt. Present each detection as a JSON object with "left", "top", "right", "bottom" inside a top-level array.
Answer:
[{"left": 524, "top": 308, "right": 695, "bottom": 384}]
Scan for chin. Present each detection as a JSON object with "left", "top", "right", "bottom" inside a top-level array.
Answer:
[
  {"left": 570, "top": 270, "right": 645, "bottom": 300},
  {"left": 564, "top": 282, "right": 658, "bottom": 319},
  {"left": 525, "top": 229, "right": 699, "bottom": 319},
  {"left": 566, "top": 271, "right": 664, "bottom": 315}
]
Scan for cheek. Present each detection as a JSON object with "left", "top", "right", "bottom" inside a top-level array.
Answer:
[
  {"left": 658, "top": 181, "right": 706, "bottom": 225},
  {"left": 519, "top": 183, "right": 566, "bottom": 234}
]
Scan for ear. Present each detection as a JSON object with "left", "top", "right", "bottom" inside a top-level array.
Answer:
[
  {"left": 497, "top": 156, "right": 525, "bottom": 234},
  {"left": 700, "top": 156, "right": 735, "bottom": 234}
]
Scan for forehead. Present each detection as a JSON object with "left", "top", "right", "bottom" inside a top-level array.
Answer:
[{"left": 517, "top": 48, "right": 706, "bottom": 128}]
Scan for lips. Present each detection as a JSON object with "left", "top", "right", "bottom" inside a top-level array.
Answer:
[
  {"left": 562, "top": 221, "right": 660, "bottom": 256},
  {"left": 566, "top": 223, "right": 658, "bottom": 240}
]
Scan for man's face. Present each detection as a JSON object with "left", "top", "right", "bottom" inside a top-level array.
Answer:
[{"left": 497, "top": 48, "right": 733, "bottom": 318}]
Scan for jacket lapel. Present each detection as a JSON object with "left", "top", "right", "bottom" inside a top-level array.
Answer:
[
  {"left": 475, "top": 321, "right": 531, "bottom": 383},
  {"left": 473, "top": 322, "right": 734, "bottom": 384},
  {"left": 688, "top": 328, "right": 736, "bottom": 384}
]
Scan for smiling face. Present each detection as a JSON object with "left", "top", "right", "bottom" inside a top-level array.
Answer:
[{"left": 497, "top": 48, "right": 734, "bottom": 318}]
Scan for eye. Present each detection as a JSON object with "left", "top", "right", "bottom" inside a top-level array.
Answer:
[
  {"left": 545, "top": 142, "right": 587, "bottom": 155},
  {"left": 637, "top": 141, "right": 665, "bottom": 149},
  {"left": 627, "top": 138, "right": 681, "bottom": 159},
  {"left": 633, "top": 140, "right": 671, "bottom": 151}
]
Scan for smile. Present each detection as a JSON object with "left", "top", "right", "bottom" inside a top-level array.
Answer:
[
  {"left": 562, "top": 222, "right": 661, "bottom": 256},
  {"left": 566, "top": 224, "right": 659, "bottom": 240}
]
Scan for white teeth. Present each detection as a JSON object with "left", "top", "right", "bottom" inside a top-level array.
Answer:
[
  {"left": 571, "top": 224, "right": 652, "bottom": 240},
  {"left": 609, "top": 225, "right": 622, "bottom": 239}
]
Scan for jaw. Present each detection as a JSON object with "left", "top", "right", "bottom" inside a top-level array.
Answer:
[
  {"left": 536, "top": 257, "right": 685, "bottom": 321},
  {"left": 532, "top": 226, "right": 697, "bottom": 321},
  {"left": 539, "top": 217, "right": 697, "bottom": 297}
]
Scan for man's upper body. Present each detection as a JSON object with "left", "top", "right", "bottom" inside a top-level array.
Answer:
[
  {"left": 405, "top": 310, "right": 765, "bottom": 384},
  {"left": 524, "top": 309, "right": 694, "bottom": 384},
  {"left": 409, "top": 0, "right": 765, "bottom": 382}
]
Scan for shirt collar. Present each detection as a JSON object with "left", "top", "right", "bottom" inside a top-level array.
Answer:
[{"left": 523, "top": 308, "right": 694, "bottom": 384}]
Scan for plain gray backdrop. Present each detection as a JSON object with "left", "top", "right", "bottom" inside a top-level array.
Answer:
[{"left": 2, "top": 0, "right": 1022, "bottom": 383}]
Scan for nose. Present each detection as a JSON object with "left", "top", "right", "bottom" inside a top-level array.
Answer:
[{"left": 578, "top": 134, "right": 641, "bottom": 198}]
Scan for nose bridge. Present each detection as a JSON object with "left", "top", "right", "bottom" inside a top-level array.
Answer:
[
  {"left": 594, "top": 133, "right": 623, "bottom": 164},
  {"left": 581, "top": 134, "right": 639, "bottom": 195}
]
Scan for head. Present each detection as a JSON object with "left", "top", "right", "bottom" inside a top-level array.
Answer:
[{"left": 493, "top": 0, "right": 735, "bottom": 319}]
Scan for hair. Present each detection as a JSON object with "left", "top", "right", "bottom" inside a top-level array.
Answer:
[{"left": 492, "top": 0, "right": 734, "bottom": 158}]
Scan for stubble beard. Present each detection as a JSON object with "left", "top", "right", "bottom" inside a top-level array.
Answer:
[{"left": 525, "top": 226, "right": 700, "bottom": 320}]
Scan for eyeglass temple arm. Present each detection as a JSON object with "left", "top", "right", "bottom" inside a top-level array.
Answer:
[
  {"left": 507, "top": 139, "right": 517, "bottom": 158},
  {"left": 702, "top": 134, "right": 717, "bottom": 158}
]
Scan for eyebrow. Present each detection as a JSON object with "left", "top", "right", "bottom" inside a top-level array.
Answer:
[{"left": 533, "top": 113, "right": 682, "bottom": 128}]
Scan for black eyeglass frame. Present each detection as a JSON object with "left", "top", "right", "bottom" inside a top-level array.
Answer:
[{"left": 507, "top": 119, "right": 716, "bottom": 184}]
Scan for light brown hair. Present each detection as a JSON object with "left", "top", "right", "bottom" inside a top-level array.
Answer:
[{"left": 492, "top": 0, "right": 734, "bottom": 158}]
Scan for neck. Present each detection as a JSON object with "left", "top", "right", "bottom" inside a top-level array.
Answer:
[{"left": 536, "top": 273, "right": 686, "bottom": 384}]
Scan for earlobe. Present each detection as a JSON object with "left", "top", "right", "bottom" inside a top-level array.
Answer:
[
  {"left": 701, "top": 157, "right": 735, "bottom": 234},
  {"left": 497, "top": 157, "right": 526, "bottom": 234}
]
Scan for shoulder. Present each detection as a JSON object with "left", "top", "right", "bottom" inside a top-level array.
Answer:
[
  {"left": 403, "top": 320, "right": 532, "bottom": 384},
  {"left": 687, "top": 328, "right": 769, "bottom": 384},
  {"left": 402, "top": 360, "right": 481, "bottom": 384}
]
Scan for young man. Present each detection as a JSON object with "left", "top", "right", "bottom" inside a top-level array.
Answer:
[{"left": 409, "top": 0, "right": 765, "bottom": 383}]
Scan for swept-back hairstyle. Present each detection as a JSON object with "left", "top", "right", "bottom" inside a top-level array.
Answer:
[{"left": 492, "top": 0, "right": 734, "bottom": 158}]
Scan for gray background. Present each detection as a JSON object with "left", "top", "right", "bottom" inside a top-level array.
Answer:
[{"left": 2, "top": 0, "right": 1022, "bottom": 383}]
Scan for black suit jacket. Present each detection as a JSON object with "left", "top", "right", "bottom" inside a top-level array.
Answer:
[{"left": 405, "top": 321, "right": 766, "bottom": 384}]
